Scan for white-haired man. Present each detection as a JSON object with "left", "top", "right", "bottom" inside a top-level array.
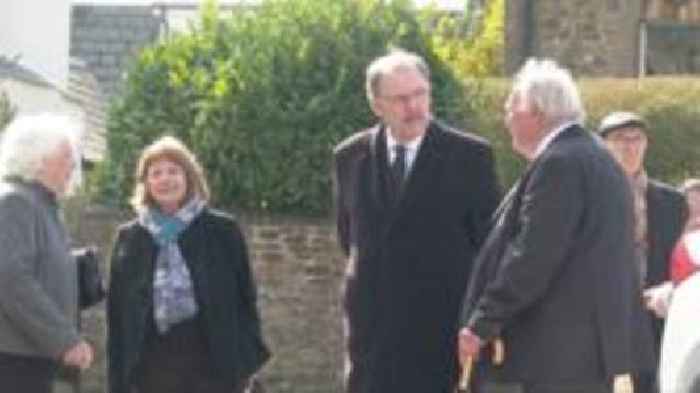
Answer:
[
  {"left": 458, "top": 59, "right": 639, "bottom": 393},
  {"left": 333, "top": 49, "right": 501, "bottom": 393},
  {"left": 0, "top": 114, "right": 93, "bottom": 393}
]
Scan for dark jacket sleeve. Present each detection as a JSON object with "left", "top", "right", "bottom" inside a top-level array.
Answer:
[
  {"left": 468, "top": 154, "right": 583, "bottom": 340},
  {"left": 466, "top": 144, "right": 502, "bottom": 249},
  {"left": 646, "top": 182, "right": 689, "bottom": 286},
  {"left": 230, "top": 223, "right": 263, "bottom": 334},
  {"left": 333, "top": 152, "right": 351, "bottom": 257},
  {"left": 107, "top": 228, "right": 127, "bottom": 393},
  {"left": 228, "top": 220, "right": 270, "bottom": 378}
]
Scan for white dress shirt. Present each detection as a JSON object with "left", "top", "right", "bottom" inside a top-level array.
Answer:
[{"left": 386, "top": 129, "right": 425, "bottom": 177}]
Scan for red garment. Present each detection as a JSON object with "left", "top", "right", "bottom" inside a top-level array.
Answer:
[{"left": 671, "top": 232, "right": 700, "bottom": 284}]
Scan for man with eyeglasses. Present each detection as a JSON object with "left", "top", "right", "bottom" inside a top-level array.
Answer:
[
  {"left": 598, "top": 111, "right": 688, "bottom": 393},
  {"left": 332, "top": 49, "right": 501, "bottom": 393}
]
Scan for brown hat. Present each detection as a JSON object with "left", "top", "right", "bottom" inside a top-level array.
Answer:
[{"left": 598, "top": 111, "right": 647, "bottom": 138}]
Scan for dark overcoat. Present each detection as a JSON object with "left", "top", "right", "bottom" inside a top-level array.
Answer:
[
  {"left": 461, "top": 126, "right": 641, "bottom": 385},
  {"left": 333, "top": 120, "right": 501, "bottom": 393}
]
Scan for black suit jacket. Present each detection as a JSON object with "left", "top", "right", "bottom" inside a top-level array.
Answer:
[
  {"left": 461, "top": 126, "right": 639, "bottom": 384},
  {"left": 647, "top": 180, "right": 688, "bottom": 289},
  {"left": 333, "top": 120, "right": 501, "bottom": 393}
]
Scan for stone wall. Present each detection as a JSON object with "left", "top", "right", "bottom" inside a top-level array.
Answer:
[
  {"left": 506, "top": 0, "right": 642, "bottom": 76},
  {"left": 506, "top": 0, "right": 700, "bottom": 77},
  {"left": 63, "top": 203, "right": 345, "bottom": 393}
]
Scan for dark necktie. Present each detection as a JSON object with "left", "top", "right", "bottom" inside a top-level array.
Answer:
[{"left": 391, "top": 144, "right": 407, "bottom": 195}]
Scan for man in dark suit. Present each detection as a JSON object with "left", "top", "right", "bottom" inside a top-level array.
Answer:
[
  {"left": 333, "top": 49, "right": 501, "bottom": 393},
  {"left": 458, "top": 59, "right": 639, "bottom": 393},
  {"left": 598, "top": 111, "right": 688, "bottom": 393}
]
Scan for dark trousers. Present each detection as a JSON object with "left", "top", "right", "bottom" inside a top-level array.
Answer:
[
  {"left": 133, "top": 319, "right": 246, "bottom": 393},
  {"left": 632, "top": 371, "right": 657, "bottom": 393},
  {"left": 472, "top": 362, "right": 612, "bottom": 393},
  {"left": 474, "top": 381, "right": 611, "bottom": 393},
  {"left": 0, "top": 351, "right": 57, "bottom": 393},
  {"left": 524, "top": 381, "right": 611, "bottom": 393}
]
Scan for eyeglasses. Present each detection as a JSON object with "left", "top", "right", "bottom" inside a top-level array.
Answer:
[{"left": 378, "top": 88, "right": 429, "bottom": 105}]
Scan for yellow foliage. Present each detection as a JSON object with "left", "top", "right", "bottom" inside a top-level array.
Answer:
[{"left": 428, "top": 0, "right": 504, "bottom": 78}]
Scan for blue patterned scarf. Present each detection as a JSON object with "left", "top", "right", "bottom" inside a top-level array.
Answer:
[{"left": 139, "top": 197, "right": 205, "bottom": 333}]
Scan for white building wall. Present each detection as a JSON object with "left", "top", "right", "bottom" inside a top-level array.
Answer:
[
  {"left": 0, "top": 80, "right": 82, "bottom": 118},
  {"left": 0, "top": 79, "right": 88, "bottom": 166}
]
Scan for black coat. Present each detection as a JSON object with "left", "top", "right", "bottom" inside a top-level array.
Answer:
[
  {"left": 642, "top": 180, "right": 688, "bottom": 363},
  {"left": 646, "top": 180, "right": 688, "bottom": 289},
  {"left": 461, "top": 126, "right": 640, "bottom": 384},
  {"left": 333, "top": 120, "right": 501, "bottom": 393},
  {"left": 107, "top": 208, "right": 270, "bottom": 393}
]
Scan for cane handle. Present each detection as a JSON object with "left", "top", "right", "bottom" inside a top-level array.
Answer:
[
  {"left": 492, "top": 338, "right": 505, "bottom": 365},
  {"left": 458, "top": 355, "right": 474, "bottom": 392}
]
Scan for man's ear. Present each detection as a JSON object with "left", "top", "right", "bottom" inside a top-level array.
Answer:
[{"left": 369, "top": 100, "right": 383, "bottom": 119}]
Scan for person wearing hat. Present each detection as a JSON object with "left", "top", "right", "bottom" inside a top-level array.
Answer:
[{"left": 598, "top": 111, "right": 688, "bottom": 393}]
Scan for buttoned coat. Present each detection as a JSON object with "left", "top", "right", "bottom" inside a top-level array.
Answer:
[{"left": 333, "top": 120, "right": 501, "bottom": 393}]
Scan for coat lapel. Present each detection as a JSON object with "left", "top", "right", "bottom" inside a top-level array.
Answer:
[
  {"left": 366, "top": 125, "right": 393, "bottom": 212},
  {"left": 491, "top": 178, "right": 521, "bottom": 229},
  {"left": 645, "top": 182, "right": 665, "bottom": 284},
  {"left": 392, "top": 122, "right": 443, "bottom": 216},
  {"left": 129, "top": 225, "right": 158, "bottom": 307},
  {"left": 178, "top": 212, "right": 208, "bottom": 287}
]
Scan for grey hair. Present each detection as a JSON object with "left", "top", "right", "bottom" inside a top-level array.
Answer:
[
  {"left": 0, "top": 113, "right": 82, "bottom": 194},
  {"left": 511, "top": 58, "right": 585, "bottom": 126},
  {"left": 365, "top": 48, "right": 430, "bottom": 104}
]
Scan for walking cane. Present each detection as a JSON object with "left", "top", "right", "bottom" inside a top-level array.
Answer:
[
  {"left": 457, "top": 338, "right": 505, "bottom": 393},
  {"left": 457, "top": 355, "right": 475, "bottom": 393}
]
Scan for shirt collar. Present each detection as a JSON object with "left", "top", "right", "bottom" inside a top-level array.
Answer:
[
  {"left": 629, "top": 169, "right": 648, "bottom": 192},
  {"left": 386, "top": 128, "right": 424, "bottom": 153},
  {"left": 534, "top": 120, "right": 579, "bottom": 158}
]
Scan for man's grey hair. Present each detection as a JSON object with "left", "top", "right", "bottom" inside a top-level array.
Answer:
[
  {"left": 0, "top": 113, "right": 82, "bottom": 193},
  {"left": 365, "top": 48, "right": 430, "bottom": 104},
  {"left": 511, "top": 58, "right": 585, "bottom": 126}
]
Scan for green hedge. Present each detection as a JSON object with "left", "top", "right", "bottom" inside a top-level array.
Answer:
[
  {"left": 0, "top": 90, "right": 15, "bottom": 131},
  {"left": 465, "top": 77, "right": 700, "bottom": 189},
  {"left": 94, "top": 0, "right": 469, "bottom": 215},
  {"left": 94, "top": 0, "right": 700, "bottom": 215}
]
